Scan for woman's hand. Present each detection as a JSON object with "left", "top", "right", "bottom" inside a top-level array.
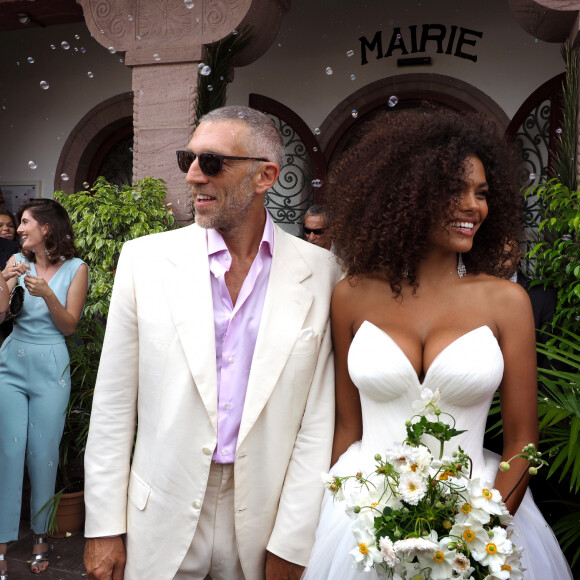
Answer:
[
  {"left": 23, "top": 274, "right": 52, "bottom": 299},
  {"left": 2, "top": 260, "right": 29, "bottom": 281}
]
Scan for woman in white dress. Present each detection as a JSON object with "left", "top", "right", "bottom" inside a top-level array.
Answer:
[{"left": 303, "top": 108, "right": 573, "bottom": 579}]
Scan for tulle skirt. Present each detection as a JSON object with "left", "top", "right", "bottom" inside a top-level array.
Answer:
[{"left": 302, "top": 445, "right": 573, "bottom": 579}]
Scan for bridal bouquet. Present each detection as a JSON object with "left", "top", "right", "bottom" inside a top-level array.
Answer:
[{"left": 322, "top": 388, "right": 546, "bottom": 579}]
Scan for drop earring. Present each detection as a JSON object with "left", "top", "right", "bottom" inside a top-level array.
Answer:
[{"left": 457, "top": 253, "right": 466, "bottom": 278}]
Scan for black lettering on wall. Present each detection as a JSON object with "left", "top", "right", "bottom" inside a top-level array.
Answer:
[
  {"left": 445, "top": 25, "right": 458, "bottom": 55},
  {"left": 419, "top": 24, "right": 447, "bottom": 54},
  {"left": 409, "top": 25, "right": 418, "bottom": 53},
  {"left": 454, "top": 27, "right": 482, "bottom": 62},
  {"left": 359, "top": 31, "right": 384, "bottom": 65},
  {"left": 385, "top": 27, "right": 409, "bottom": 57}
]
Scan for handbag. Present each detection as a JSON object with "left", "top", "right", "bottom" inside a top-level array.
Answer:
[{"left": 5, "top": 283, "right": 24, "bottom": 321}]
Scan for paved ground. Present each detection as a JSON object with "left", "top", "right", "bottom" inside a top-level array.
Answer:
[{"left": 4, "top": 522, "right": 86, "bottom": 579}]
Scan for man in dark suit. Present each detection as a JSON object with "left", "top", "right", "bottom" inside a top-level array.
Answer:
[
  {"left": 0, "top": 237, "right": 19, "bottom": 270},
  {"left": 0, "top": 237, "right": 20, "bottom": 342}
]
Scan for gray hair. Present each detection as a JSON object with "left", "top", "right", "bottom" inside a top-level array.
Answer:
[
  {"left": 199, "top": 106, "right": 286, "bottom": 169},
  {"left": 305, "top": 204, "right": 328, "bottom": 219}
]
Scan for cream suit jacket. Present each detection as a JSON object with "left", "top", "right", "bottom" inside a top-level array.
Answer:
[{"left": 84, "top": 221, "right": 341, "bottom": 579}]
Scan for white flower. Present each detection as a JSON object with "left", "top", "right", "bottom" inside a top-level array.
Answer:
[
  {"left": 384, "top": 442, "right": 420, "bottom": 472},
  {"left": 496, "top": 543, "right": 525, "bottom": 580},
  {"left": 482, "top": 571, "right": 510, "bottom": 580},
  {"left": 399, "top": 445, "right": 433, "bottom": 477},
  {"left": 321, "top": 473, "right": 345, "bottom": 500},
  {"left": 349, "top": 525, "right": 382, "bottom": 572},
  {"left": 451, "top": 552, "right": 473, "bottom": 575},
  {"left": 416, "top": 537, "right": 456, "bottom": 580},
  {"left": 397, "top": 471, "right": 427, "bottom": 505},
  {"left": 394, "top": 534, "right": 438, "bottom": 557},
  {"left": 448, "top": 522, "right": 488, "bottom": 554},
  {"left": 472, "top": 526, "right": 513, "bottom": 571},
  {"left": 467, "top": 478, "right": 504, "bottom": 516},
  {"left": 454, "top": 496, "right": 496, "bottom": 525},
  {"left": 412, "top": 387, "right": 441, "bottom": 416},
  {"left": 379, "top": 536, "right": 400, "bottom": 568}
]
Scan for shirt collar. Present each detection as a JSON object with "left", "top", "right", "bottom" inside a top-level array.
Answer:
[{"left": 207, "top": 209, "right": 274, "bottom": 259}]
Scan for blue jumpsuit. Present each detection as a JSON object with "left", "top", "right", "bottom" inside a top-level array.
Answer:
[{"left": 0, "top": 255, "right": 86, "bottom": 541}]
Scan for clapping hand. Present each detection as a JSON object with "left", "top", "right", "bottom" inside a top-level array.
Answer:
[
  {"left": 23, "top": 274, "right": 51, "bottom": 298},
  {"left": 2, "top": 260, "right": 29, "bottom": 281}
]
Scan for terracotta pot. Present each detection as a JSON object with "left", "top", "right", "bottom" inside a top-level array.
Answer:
[{"left": 49, "top": 490, "right": 85, "bottom": 538}]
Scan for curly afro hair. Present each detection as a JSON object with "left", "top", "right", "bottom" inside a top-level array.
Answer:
[{"left": 327, "top": 107, "right": 523, "bottom": 295}]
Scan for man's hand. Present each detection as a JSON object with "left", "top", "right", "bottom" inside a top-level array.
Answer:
[
  {"left": 265, "top": 551, "right": 305, "bottom": 580},
  {"left": 84, "top": 536, "right": 127, "bottom": 580}
]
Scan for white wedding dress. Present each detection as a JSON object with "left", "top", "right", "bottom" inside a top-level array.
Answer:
[{"left": 303, "top": 322, "right": 572, "bottom": 579}]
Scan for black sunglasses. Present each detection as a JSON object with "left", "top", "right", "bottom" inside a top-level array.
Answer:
[
  {"left": 176, "top": 150, "right": 269, "bottom": 177},
  {"left": 304, "top": 227, "right": 326, "bottom": 235}
]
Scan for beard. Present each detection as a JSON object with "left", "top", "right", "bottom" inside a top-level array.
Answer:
[{"left": 193, "top": 173, "right": 255, "bottom": 231}]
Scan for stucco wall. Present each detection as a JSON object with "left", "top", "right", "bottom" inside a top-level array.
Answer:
[
  {"left": 229, "top": 0, "right": 563, "bottom": 131},
  {"left": 0, "top": 0, "right": 564, "bottom": 200},
  {"left": 0, "top": 23, "right": 131, "bottom": 196}
]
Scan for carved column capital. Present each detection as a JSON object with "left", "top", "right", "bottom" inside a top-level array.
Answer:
[
  {"left": 509, "top": 0, "right": 579, "bottom": 43},
  {"left": 76, "top": 0, "right": 287, "bottom": 65}
]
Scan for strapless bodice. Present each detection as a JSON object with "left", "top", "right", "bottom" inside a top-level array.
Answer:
[{"left": 347, "top": 321, "right": 504, "bottom": 477}]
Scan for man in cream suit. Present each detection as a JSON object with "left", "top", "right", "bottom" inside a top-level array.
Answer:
[{"left": 84, "top": 106, "right": 340, "bottom": 580}]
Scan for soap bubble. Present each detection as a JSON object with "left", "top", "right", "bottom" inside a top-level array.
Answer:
[
  {"left": 61, "top": 41, "right": 70, "bottom": 50},
  {"left": 108, "top": 46, "right": 116, "bottom": 54},
  {"left": 80, "top": 47, "right": 86, "bottom": 53},
  {"left": 50, "top": 44, "right": 56, "bottom": 50},
  {"left": 351, "top": 110, "right": 358, "bottom": 118},
  {"left": 314, "top": 127, "right": 321, "bottom": 135},
  {"left": 311, "top": 179, "right": 323, "bottom": 188},
  {"left": 83, "top": 182, "right": 89, "bottom": 189},
  {"left": 40, "top": 80, "right": 49, "bottom": 90},
  {"left": 28, "top": 161, "right": 37, "bottom": 169},
  {"left": 200, "top": 65, "right": 211, "bottom": 76},
  {"left": 153, "top": 53, "right": 161, "bottom": 61},
  {"left": 555, "top": 128, "right": 562, "bottom": 134},
  {"left": 87, "top": 71, "right": 94, "bottom": 78},
  {"left": 128, "top": 14, "right": 133, "bottom": 21},
  {"left": 184, "top": 0, "right": 194, "bottom": 8},
  {"left": 388, "top": 95, "right": 399, "bottom": 107},
  {"left": 529, "top": 172, "right": 537, "bottom": 180},
  {"left": 346, "top": 50, "right": 354, "bottom": 57},
  {"left": 350, "top": 73, "right": 356, "bottom": 80},
  {"left": 27, "top": 57, "right": 35, "bottom": 64},
  {"left": 325, "top": 66, "right": 333, "bottom": 75},
  {"left": 60, "top": 173, "right": 69, "bottom": 181},
  {"left": 75, "top": 34, "right": 80, "bottom": 40}
]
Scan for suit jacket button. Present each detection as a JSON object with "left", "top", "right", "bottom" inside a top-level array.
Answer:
[{"left": 202, "top": 447, "right": 212, "bottom": 455}]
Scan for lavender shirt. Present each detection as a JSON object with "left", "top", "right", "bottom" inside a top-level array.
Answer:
[{"left": 207, "top": 212, "right": 274, "bottom": 463}]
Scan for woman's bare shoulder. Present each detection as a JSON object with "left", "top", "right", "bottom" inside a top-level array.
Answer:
[{"left": 470, "top": 274, "right": 533, "bottom": 319}]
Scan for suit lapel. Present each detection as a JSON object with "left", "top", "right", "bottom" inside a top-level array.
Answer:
[
  {"left": 161, "top": 225, "right": 218, "bottom": 430},
  {"left": 237, "top": 224, "right": 313, "bottom": 446}
]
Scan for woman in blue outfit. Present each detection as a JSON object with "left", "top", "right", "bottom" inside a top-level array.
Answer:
[{"left": 0, "top": 199, "right": 89, "bottom": 577}]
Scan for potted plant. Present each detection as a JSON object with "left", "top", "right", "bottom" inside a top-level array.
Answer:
[{"left": 35, "top": 176, "right": 176, "bottom": 536}]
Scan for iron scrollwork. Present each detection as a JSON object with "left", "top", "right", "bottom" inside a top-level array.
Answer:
[{"left": 264, "top": 115, "right": 314, "bottom": 237}]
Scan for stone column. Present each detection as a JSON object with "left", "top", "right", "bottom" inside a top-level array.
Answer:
[{"left": 77, "top": 0, "right": 288, "bottom": 222}]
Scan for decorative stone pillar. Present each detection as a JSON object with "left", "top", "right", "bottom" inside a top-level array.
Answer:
[{"left": 77, "top": 0, "right": 289, "bottom": 222}]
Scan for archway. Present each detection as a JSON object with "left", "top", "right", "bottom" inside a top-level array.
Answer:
[{"left": 54, "top": 92, "right": 133, "bottom": 194}]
